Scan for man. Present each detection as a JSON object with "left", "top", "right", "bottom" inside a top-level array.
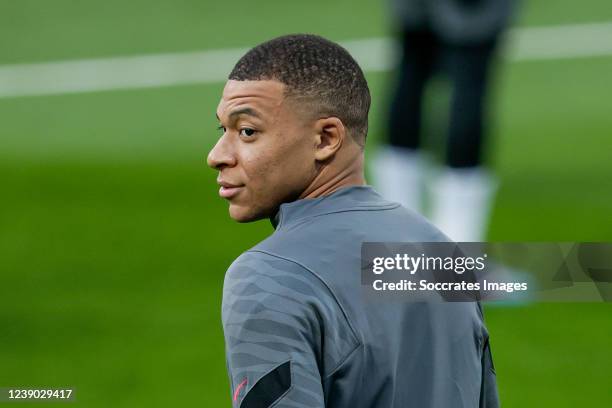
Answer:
[
  {"left": 373, "top": 0, "right": 516, "bottom": 241},
  {"left": 208, "top": 34, "right": 498, "bottom": 407}
]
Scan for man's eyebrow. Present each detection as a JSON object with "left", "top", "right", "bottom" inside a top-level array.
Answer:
[{"left": 216, "top": 107, "right": 262, "bottom": 122}]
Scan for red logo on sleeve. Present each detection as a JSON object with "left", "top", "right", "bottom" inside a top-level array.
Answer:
[{"left": 233, "top": 377, "right": 248, "bottom": 403}]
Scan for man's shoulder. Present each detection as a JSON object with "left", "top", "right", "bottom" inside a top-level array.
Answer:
[
  {"left": 223, "top": 250, "right": 329, "bottom": 301},
  {"left": 227, "top": 250, "right": 310, "bottom": 278},
  {"left": 222, "top": 249, "right": 360, "bottom": 347}
]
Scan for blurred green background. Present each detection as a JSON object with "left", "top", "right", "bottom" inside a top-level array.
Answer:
[{"left": 1, "top": 0, "right": 611, "bottom": 406}]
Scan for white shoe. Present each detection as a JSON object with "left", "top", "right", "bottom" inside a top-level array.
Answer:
[
  {"left": 429, "top": 166, "right": 498, "bottom": 242},
  {"left": 370, "top": 145, "right": 427, "bottom": 214}
]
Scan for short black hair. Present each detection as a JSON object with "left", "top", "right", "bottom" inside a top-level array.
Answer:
[{"left": 229, "top": 34, "right": 371, "bottom": 146}]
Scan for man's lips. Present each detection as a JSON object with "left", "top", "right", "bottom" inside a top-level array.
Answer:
[{"left": 217, "top": 180, "right": 244, "bottom": 199}]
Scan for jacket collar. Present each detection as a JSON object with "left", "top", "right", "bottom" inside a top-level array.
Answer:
[{"left": 269, "top": 185, "right": 398, "bottom": 229}]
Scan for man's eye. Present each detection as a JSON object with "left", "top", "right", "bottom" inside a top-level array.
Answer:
[
  {"left": 217, "top": 125, "right": 226, "bottom": 134},
  {"left": 239, "top": 128, "right": 256, "bottom": 137}
]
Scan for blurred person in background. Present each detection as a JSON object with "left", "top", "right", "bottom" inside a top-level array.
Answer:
[{"left": 372, "top": 0, "right": 517, "bottom": 241}]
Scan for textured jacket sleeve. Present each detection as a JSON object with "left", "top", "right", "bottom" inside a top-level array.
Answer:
[{"left": 222, "top": 250, "right": 360, "bottom": 408}]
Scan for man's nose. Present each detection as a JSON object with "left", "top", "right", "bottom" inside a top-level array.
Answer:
[{"left": 207, "top": 135, "right": 236, "bottom": 170}]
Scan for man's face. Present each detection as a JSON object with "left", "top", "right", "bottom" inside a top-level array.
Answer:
[{"left": 208, "top": 79, "right": 317, "bottom": 222}]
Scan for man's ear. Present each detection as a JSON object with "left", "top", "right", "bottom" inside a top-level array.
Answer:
[{"left": 313, "top": 117, "right": 346, "bottom": 161}]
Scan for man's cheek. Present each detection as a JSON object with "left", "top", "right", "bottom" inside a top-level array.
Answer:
[{"left": 244, "top": 179, "right": 271, "bottom": 209}]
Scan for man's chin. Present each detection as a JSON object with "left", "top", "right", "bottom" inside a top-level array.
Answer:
[{"left": 228, "top": 204, "right": 267, "bottom": 223}]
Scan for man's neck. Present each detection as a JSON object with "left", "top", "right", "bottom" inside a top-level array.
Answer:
[
  {"left": 300, "top": 175, "right": 365, "bottom": 200},
  {"left": 299, "top": 152, "right": 366, "bottom": 200}
]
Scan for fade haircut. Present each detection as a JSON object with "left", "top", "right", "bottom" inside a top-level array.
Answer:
[{"left": 229, "top": 34, "right": 371, "bottom": 147}]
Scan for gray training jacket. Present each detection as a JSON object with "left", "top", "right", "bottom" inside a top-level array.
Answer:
[{"left": 222, "top": 185, "right": 499, "bottom": 407}]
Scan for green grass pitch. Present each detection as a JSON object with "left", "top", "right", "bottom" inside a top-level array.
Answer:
[{"left": 1, "top": 0, "right": 611, "bottom": 406}]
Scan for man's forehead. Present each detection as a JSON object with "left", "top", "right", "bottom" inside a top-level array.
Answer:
[{"left": 216, "top": 79, "right": 286, "bottom": 118}]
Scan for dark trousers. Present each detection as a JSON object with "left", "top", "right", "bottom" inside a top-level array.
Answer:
[{"left": 387, "top": 29, "right": 498, "bottom": 168}]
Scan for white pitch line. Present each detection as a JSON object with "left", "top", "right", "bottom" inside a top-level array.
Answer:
[
  {"left": 506, "top": 21, "right": 612, "bottom": 61},
  {"left": 1, "top": 21, "right": 612, "bottom": 99}
]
